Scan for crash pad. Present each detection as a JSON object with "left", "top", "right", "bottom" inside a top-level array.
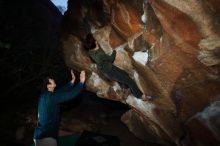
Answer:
[{"left": 30, "top": 134, "right": 80, "bottom": 146}]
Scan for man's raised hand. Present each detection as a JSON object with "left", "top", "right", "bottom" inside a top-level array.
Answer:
[
  {"left": 80, "top": 71, "right": 86, "bottom": 83},
  {"left": 71, "top": 69, "right": 76, "bottom": 84}
]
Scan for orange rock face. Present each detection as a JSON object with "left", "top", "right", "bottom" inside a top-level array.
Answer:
[{"left": 61, "top": 0, "right": 220, "bottom": 145}]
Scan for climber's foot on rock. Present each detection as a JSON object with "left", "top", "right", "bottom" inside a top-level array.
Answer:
[{"left": 141, "top": 95, "right": 155, "bottom": 101}]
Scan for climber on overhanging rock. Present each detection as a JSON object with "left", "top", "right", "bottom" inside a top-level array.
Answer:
[{"left": 84, "top": 33, "right": 153, "bottom": 101}]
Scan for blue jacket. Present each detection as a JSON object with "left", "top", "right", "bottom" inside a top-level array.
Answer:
[{"left": 33, "top": 82, "right": 84, "bottom": 140}]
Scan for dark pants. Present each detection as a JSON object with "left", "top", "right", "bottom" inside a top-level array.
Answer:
[{"left": 103, "top": 65, "right": 143, "bottom": 98}]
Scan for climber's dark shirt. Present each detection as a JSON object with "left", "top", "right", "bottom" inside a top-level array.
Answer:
[{"left": 88, "top": 48, "right": 116, "bottom": 73}]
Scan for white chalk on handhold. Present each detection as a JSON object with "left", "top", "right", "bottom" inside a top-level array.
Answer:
[
  {"left": 132, "top": 51, "right": 149, "bottom": 65},
  {"left": 141, "top": 14, "right": 147, "bottom": 24},
  {"left": 112, "top": 82, "right": 121, "bottom": 92},
  {"left": 141, "top": 0, "right": 148, "bottom": 24},
  {"left": 133, "top": 71, "right": 139, "bottom": 81},
  {"left": 90, "top": 24, "right": 97, "bottom": 33},
  {"left": 90, "top": 72, "right": 102, "bottom": 87},
  {"left": 116, "top": 43, "right": 127, "bottom": 52},
  {"left": 91, "top": 64, "right": 97, "bottom": 70}
]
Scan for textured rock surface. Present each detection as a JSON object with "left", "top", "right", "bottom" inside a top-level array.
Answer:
[{"left": 61, "top": 0, "right": 220, "bottom": 145}]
